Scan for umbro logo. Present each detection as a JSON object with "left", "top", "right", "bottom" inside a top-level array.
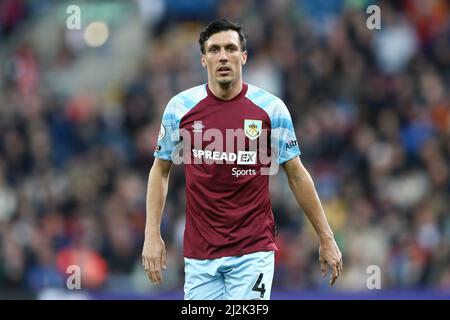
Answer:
[{"left": 192, "top": 122, "right": 205, "bottom": 133}]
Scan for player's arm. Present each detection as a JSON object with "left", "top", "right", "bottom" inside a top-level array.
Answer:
[
  {"left": 142, "top": 158, "right": 172, "bottom": 284},
  {"left": 282, "top": 156, "right": 343, "bottom": 286}
]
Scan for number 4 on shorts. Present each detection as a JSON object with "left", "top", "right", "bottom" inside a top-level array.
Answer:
[{"left": 252, "top": 273, "right": 266, "bottom": 298}]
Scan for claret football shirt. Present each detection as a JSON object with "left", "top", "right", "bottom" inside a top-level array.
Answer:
[{"left": 154, "top": 83, "right": 300, "bottom": 259}]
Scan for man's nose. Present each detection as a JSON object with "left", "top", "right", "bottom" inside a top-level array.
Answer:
[{"left": 219, "top": 48, "right": 228, "bottom": 62}]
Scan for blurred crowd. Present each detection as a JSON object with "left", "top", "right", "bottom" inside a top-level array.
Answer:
[{"left": 1, "top": 0, "right": 450, "bottom": 298}]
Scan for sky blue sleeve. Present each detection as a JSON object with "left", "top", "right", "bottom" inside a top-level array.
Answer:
[
  {"left": 154, "top": 98, "right": 180, "bottom": 161},
  {"left": 271, "top": 99, "right": 301, "bottom": 164}
]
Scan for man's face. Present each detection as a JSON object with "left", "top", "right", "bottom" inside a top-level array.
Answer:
[{"left": 201, "top": 30, "right": 247, "bottom": 86}]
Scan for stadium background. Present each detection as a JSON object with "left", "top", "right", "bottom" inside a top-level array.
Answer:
[{"left": 0, "top": 0, "right": 449, "bottom": 299}]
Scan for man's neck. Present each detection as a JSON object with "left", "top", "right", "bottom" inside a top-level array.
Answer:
[{"left": 208, "top": 80, "right": 243, "bottom": 101}]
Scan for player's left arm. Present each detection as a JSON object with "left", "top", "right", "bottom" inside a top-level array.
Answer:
[{"left": 282, "top": 156, "right": 343, "bottom": 286}]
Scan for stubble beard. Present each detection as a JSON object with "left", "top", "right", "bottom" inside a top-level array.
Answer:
[{"left": 216, "top": 76, "right": 233, "bottom": 88}]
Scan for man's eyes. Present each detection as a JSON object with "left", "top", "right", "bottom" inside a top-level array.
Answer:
[{"left": 208, "top": 46, "right": 238, "bottom": 53}]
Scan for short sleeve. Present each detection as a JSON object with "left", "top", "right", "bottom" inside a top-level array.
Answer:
[
  {"left": 271, "top": 99, "right": 301, "bottom": 164},
  {"left": 154, "top": 99, "right": 180, "bottom": 161}
]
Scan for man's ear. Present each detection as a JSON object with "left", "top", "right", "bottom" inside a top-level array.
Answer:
[
  {"left": 201, "top": 54, "right": 206, "bottom": 68},
  {"left": 242, "top": 51, "right": 248, "bottom": 65}
]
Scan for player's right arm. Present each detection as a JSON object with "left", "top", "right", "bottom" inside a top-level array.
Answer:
[{"left": 142, "top": 158, "right": 172, "bottom": 284}]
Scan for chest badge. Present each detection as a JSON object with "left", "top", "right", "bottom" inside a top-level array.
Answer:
[{"left": 244, "top": 119, "right": 262, "bottom": 140}]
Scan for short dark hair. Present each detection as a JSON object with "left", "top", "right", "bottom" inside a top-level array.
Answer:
[{"left": 199, "top": 19, "right": 247, "bottom": 54}]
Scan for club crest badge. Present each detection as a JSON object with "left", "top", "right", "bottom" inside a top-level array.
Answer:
[{"left": 244, "top": 119, "right": 262, "bottom": 140}]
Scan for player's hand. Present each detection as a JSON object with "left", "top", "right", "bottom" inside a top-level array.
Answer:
[
  {"left": 318, "top": 236, "right": 343, "bottom": 286},
  {"left": 142, "top": 234, "right": 167, "bottom": 284}
]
